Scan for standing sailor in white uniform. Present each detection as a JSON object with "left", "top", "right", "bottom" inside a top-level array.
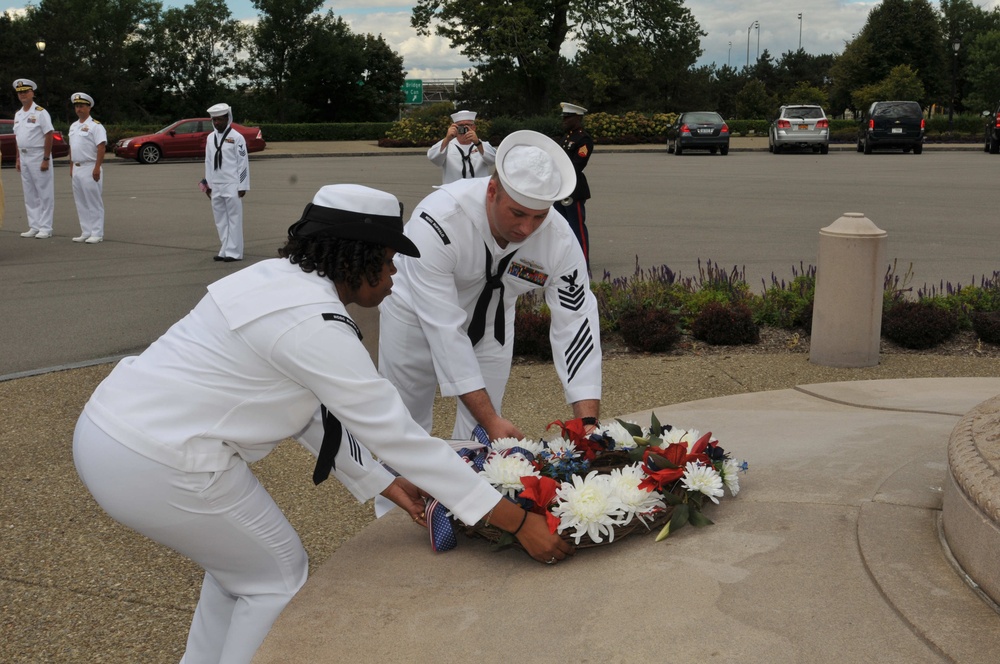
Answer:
[
  {"left": 426, "top": 109, "right": 497, "bottom": 184},
  {"left": 380, "top": 130, "right": 603, "bottom": 442},
  {"left": 204, "top": 102, "right": 248, "bottom": 262},
  {"left": 68, "top": 92, "right": 107, "bottom": 243},
  {"left": 12, "top": 79, "right": 55, "bottom": 239}
]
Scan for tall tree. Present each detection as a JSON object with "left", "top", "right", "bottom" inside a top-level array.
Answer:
[
  {"left": 412, "top": 0, "right": 703, "bottom": 115},
  {"left": 146, "top": 0, "right": 248, "bottom": 119},
  {"left": 250, "top": 0, "right": 323, "bottom": 120}
]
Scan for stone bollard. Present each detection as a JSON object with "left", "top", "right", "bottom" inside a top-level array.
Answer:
[{"left": 809, "top": 212, "right": 887, "bottom": 368}]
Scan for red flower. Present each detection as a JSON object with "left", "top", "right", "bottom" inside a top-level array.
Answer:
[
  {"left": 519, "top": 475, "right": 561, "bottom": 533},
  {"left": 639, "top": 447, "right": 685, "bottom": 492},
  {"left": 547, "top": 418, "right": 602, "bottom": 461}
]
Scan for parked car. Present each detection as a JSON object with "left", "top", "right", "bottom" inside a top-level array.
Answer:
[
  {"left": 982, "top": 104, "right": 1000, "bottom": 153},
  {"left": 769, "top": 105, "right": 829, "bottom": 154},
  {"left": 0, "top": 119, "right": 70, "bottom": 165},
  {"left": 113, "top": 118, "right": 266, "bottom": 164},
  {"left": 667, "top": 112, "right": 730, "bottom": 155},
  {"left": 856, "top": 101, "right": 924, "bottom": 154}
]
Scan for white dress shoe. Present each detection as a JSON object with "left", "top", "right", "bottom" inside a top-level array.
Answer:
[
  {"left": 84, "top": 236, "right": 103, "bottom": 244},
  {"left": 72, "top": 234, "right": 89, "bottom": 242},
  {"left": 35, "top": 232, "right": 51, "bottom": 239},
  {"left": 20, "top": 229, "right": 39, "bottom": 238}
]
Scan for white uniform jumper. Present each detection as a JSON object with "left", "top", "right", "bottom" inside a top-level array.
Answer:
[
  {"left": 378, "top": 177, "right": 602, "bottom": 439},
  {"left": 68, "top": 117, "right": 107, "bottom": 239},
  {"left": 13, "top": 104, "right": 54, "bottom": 234},
  {"left": 427, "top": 139, "right": 497, "bottom": 184},
  {"left": 204, "top": 123, "right": 249, "bottom": 260},
  {"left": 73, "top": 258, "right": 501, "bottom": 664}
]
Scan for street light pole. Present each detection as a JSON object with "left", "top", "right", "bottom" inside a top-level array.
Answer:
[
  {"left": 798, "top": 13, "right": 803, "bottom": 50},
  {"left": 728, "top": 41, "right": 732, "bottom": 68},
  {"left": 756, "top": 21, "right": 760, "bottom": 61},
  {"left": 949, "top": 38, "right": 961, "bottom": 131},
  {"left": 35, "top": 38, "right": 46, "bottom": 96},
  {"left": 746, "top": 20, "right": 755, "bottom": 69}
]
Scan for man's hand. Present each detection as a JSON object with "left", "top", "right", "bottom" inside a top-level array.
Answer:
[
  {"left": 40, "top": 159, "right": 49, "bottom": 172},
  {"left": 380, "top": 477, "right": 429, "bottom": 527},
  {"left": 238, "top": 190, "right": 246, "bottom": 198},
  {"left": 92, "top": 167, "right": 101, "bottom": 182},
  {"left": 483, "top": 417, "right": 524, "bottom": 442}
]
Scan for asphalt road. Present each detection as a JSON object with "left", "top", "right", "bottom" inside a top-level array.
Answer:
[{"left": 1, "top": 148, "right": 996, "bottom": 377}]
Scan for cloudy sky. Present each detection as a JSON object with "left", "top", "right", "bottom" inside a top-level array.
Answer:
[{"left": 4, "top": 0, "right": 995, "bottom": 79}]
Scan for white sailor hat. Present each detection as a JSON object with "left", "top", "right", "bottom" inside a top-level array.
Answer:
[
  {"left": 450, "top": 110, "right": 477, "bottom": 123},
  {"left": 494, "top": 130, "right": 576, "bottom": 210},
  {"left": 70, "top": 92, "right": 94, "bottom": 107},
  {"left": 287, "top": 184, "right": 420, "bottom": 257},
  {"left": 560, "top": 102, "right": 587, "bottom": 116},
  {"left": 14, "top": 79, "right": 37, "bottom": 92},
  {"left": 207, "top": 103, "right": 231, "bottom": 117}
]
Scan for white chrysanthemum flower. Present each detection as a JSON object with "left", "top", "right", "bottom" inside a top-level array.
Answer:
[
  {"left": 552, "top": 471, "right": 627, "bottom": 544},
  {"left": 681, "top": 461, "right": 725, "bottom": 504},
  {"left": 599, "top": 420, "right": 639, "bottom": 450},
  {"left": 720, "top": 458, "right": 742, "bottom": 496},
  {"left": 480, "top": 454, "right": 540, "bottom": 498},
  {"left": 544, "top": 436, "right": 580, "bottom": 458},
  {"left": 491, "top": 437, "right": 545, "bottom": 456},
  {"left": 607, "top": 464, "right": 666, "bottom": 525}
]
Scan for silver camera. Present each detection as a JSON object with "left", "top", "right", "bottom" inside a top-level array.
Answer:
[{"left": 457, "top": 126, "right": 469, "bottom": 134}]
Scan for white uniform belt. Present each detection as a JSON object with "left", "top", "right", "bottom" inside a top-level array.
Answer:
[
  {"left": 19, "top": 146, "right": 44, "bottom": 152},
  {"left": 74, "top": 160, "right": 96, "bottom": 166}
]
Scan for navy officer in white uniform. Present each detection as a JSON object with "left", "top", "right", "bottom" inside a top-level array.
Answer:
[
  {"left": 204, "top": 102, "right": 248, "bottom": 262},
  {"left": 73, "top": 184, "right": 572, "bottom": 664},
  {"left": 380, "top": 130, "right": 602, "bottom": 442},
  {"left": 426, "top": 109, "right": 497, "bottom": 184},
  {"left": 68, "top": 92, "right": 107, "bottom": 243},
  {"left": 12, "top": 78, "right": 55, "bottom": 239}
]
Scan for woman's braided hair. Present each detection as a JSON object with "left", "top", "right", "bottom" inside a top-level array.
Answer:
[{"left": 279, "top": 235, "right": 387, "bottom": 291}]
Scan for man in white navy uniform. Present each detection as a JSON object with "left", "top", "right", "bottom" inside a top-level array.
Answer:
[
  {"left": 204, "top": 102, "right": 248, "bottom": 262},
  {"left": 380, "top": 130, "right": 602, "bottom": 442},
  {"left": 73, "top": 184, "right": 572, "bottom": 664},
  {"left": 68, "top": 92, "right": 107, "bottom": 243},
  {"left": 12, "top": 79, "right": 55, "bottom": 239},
  {"left": 427, "top": 109, "right": 497, "bottom": 184}
]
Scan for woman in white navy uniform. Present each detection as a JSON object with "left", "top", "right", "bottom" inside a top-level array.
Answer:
[
  {"left": 204, "top": 102, "right": 248, "bottom": 262},
  {"left": 426, "top": 109, "right": 497, "bottom": 184},
  {"left": 12, "top": 78, "right": 55, "bottom": 239},
  {"left": 67, "top": 92, "right": 107, "bottom": 243},
  {"left": 73, "top": 184, "right": 572, "bottom": 664},
  {"left": 380, "top": 130, "right": 602, "bottom": 442}
]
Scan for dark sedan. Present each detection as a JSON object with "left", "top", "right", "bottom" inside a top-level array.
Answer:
[
  {"left": 0, "top": 119, "right": 70, "bottom": 165},
  {"left": 113, "top": 118, "right": 266, "bottom": 164},
  {"left": 667, "top": 112, "right": 730, "bottom": 155}
]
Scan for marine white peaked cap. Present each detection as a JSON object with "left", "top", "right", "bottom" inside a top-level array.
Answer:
[
  {"left": 451, "top": 110, "right": 477, "bottom": 122},
  {"left": 207, "top": 103, "right": 231, "bottom": 117},
  {"left": 494, "top": 130, "right": 576, "bottom": 210},
  {"left": 560, "top": 102, "right": 587, "bottom": 115},
  {"left": 70, "top": 92, "right": 94, "bottom": 107}
]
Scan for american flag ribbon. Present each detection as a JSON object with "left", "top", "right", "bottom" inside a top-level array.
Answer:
[{"left": 426, "top": 498, "right": 457, "bottom": 552}]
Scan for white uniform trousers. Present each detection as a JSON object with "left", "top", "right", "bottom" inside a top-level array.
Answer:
[
  {"left": 18, "top": 148, "right": 54, "bottom": 233},
  {"left": 211, "top": 183, "right": 244, "bottom": 260},
  {"left": 71, "top": 162, "right": 104, "bottom": 238},
  {"left": 73, "top": 412, "right": 308, "bottom": 664},
  {"left": 378, "top": 306, "right": 512, "bottom": 440}
]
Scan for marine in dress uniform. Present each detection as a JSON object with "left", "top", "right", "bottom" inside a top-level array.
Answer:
[
  {"left": 427, "top": 109, "right": 497, "bottom": 184},
  {"left": 204, "top": 102, "right": 248, "bottom": 262},
  {"left": 72, "top": 184, "right": 572, "bottom": 664},
  {"left": 552, "top": 102, "right": 594, "bottom": 266},
  {"left": 380, "top": 130, "right": 603, "bottom": 442},
  {"left": 67, "top": 92, "right": 107, "bottom": 243},
  {"left": 12, "top": 79, "right": 55, "bottom": 239}
]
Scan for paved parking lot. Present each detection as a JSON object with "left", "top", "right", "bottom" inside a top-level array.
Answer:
[{"left": 1, "top": 146, "right": 996, "bottom": 376}]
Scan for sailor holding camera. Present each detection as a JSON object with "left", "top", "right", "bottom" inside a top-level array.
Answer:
[{"left": 427, "top": 109, "right": 496, "bottom": 184}]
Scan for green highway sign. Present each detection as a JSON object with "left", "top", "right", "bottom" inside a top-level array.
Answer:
[{"left": 402, "top": 79, "right": 423, "bottom": 104}]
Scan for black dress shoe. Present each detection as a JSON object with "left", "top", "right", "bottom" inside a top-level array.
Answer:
[
  {"left": 223, "top": 257, "right": 241, "bottom": 262},
  {"left": 213, "top": 256, "right": 225, "bottom": 262}
]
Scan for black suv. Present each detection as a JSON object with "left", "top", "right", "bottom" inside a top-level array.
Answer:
[
  {"left": 856, "top": 101, "right": 924, "bottom": 154},
  {"left": 983, "top": 103, "right": 1000, "bottom": 153}
]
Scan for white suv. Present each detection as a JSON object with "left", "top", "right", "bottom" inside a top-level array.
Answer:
[{"left": 768, "top": 105, "right": 830, "bottom": 154}]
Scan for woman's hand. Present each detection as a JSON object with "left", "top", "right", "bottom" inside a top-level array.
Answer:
[
  {"left": 514, "top": 512, "right": 575, "bottom": 565},
  {"left": 380, "top": 477, "right": 428, "bottom": 527}
]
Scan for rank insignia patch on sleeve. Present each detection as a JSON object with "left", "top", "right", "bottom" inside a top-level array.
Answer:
[{"left": 556, "top": 269, "right": 585, "bottom": 311}]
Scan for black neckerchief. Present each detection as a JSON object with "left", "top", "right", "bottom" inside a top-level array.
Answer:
[{"left": 213, "top": 125, "right": 233, "bottom": 170}]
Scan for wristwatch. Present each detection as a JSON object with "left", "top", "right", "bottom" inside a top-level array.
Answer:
[
  {"left": 42, "top": 156, "right": 50, "bottom": 161},
  {"left": 474, "top": 141, "right": 483, "bottom": 147}
]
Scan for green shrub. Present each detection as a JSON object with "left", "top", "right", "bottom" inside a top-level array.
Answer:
[
  {"left": 882, "top": 301, "right": 959, "bottom": 349},
  {"left": 751, "top": 267, "right": 816, "bottom": 329},
  {"left": 972, "top": 311, "right": 1000, "bottom": 345},
  {"left": 691, "top": 302, "right": 760, "bottom": 346},
  {"left": 512, "top": 294, "right": 552, "bottom": 360}
]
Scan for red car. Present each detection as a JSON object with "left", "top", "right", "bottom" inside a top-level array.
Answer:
[
  {"left": 113, "top": 118, "right": 266, "bottom": 164},
  {"left": 0, "top": 118, "right": 70, "bottom": 165}
]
